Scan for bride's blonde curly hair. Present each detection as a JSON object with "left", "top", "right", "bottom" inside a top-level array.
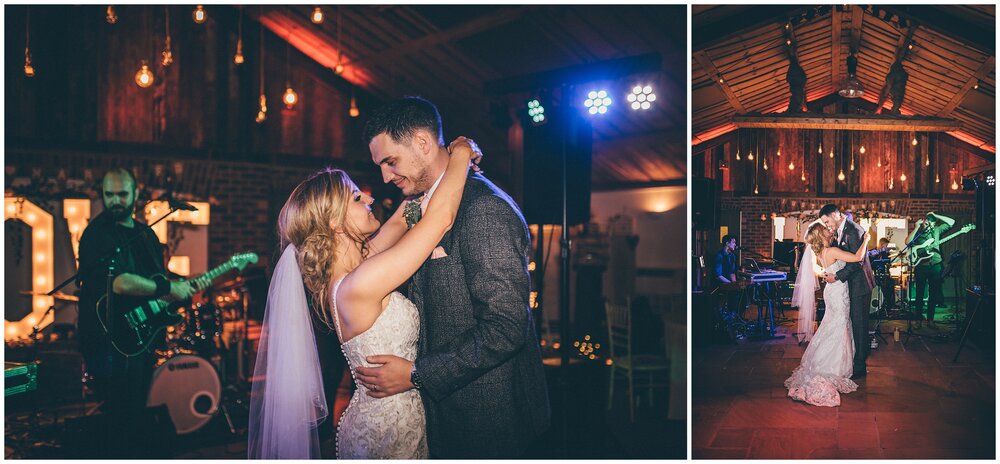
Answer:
[
  {"left": 277, "top": 168, "right": 368, "bottom": 330},
  {"left": 804, "top": 222, "right": 829, "bottom": 257}
]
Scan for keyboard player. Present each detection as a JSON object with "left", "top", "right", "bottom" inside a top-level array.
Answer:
[{"left": 714, "top": 235, "right": 739, "bottom": 285}]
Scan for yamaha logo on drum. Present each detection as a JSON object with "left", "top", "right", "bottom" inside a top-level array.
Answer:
[{"left": 167, "top": 361, "right": 201, "bottom": 372}]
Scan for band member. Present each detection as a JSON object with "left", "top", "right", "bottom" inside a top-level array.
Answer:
[
  {"left": 871, "top": 237, "right": 895, "bottom": 310},
  {"left": 905, "top": 212, "right": 955, "bottom": 327},
  {"left": 714, "top": 235, "right": 738, "bottom": 285},
  {"left": 76, "top": 168, "right": 193, "bottom": 419}
]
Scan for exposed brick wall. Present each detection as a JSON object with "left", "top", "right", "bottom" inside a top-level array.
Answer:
[
  {"left": 720, "top": 195, "right": 979, "bottom": 258},
  {"left": 5, "top": 150, "right": 381, "bottom": 273}
]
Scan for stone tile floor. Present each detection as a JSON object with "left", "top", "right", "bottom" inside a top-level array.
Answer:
[{"left": 693, "top": 312, "right": 995, "bottom": 459}]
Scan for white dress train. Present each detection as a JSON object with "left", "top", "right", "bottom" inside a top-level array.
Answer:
[{"left": 785, "top": 259, "right": 858, "bottom": 407}]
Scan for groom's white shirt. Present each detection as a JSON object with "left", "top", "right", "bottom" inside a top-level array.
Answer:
[{"left": 419, "top": 171, "right": 446, "bottom": 216}]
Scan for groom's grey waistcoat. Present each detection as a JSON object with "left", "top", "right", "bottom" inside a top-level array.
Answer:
[{"left": 410, "top": 173, "right": 550, "bottom": 458}]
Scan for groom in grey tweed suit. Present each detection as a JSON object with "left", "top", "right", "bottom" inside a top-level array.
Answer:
[{"left": 357, "top": 97, "right": 550, "bottom": 458}]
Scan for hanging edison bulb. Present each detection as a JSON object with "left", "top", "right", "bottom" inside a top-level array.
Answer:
[
  {"left": 193, "top": 5, "right": 206, "bottom": 24},
  {"left": 106, "top": 5, "right": 118, "bottom": 24},
  {"left": 935, "top": 173, "right": 941, "bottom": 183},
  {"left": 900, "top": 172, "right": 907, "bottom": 182},
  {"left": 850, "top": 160, "right": 855, "bottom": 171},
  {"left": 925, "top": 156, "right": 930, "bottom": 167},
  {"left": 829, "top": 148, "right": 834, "bottom": 159},
  {"left": 889, "top": 178, "right": 894, "bottom": 190},
  {"left": 754, "top": 184, "right": 759, "bottom": 195},
  {"left": 951, "top": 179, "right": 959, "bottom": 190},
  {"left": 818, "top": 143, "right": 823, "bottom": 154},
  {"left": 763, "top": 157, "right": 768, "bottom": 170},
  {"left": 877, "top": 157, "right": 882, "bottom": 167},
  {"left": 735, "top": 150, "right": 741, "bottom": 161},
  {"left": 859, "top": 145, "right": 866, "bottom": 154},
  {"left": 748, "top": 151, "right": 754, "bottom": 161},
  {"left": 161, "top": 37, "right": 173, "bottom": 67},
  {"left": 801, "top": 170, "right": 806, "bottom": 182},
  {"left": 777, "top": 148, "right": 781, "bottom": 157},
  {"left": 311, "top": 7, "right": 324, "bottom": 24},
  {"left": 24, "top": 48, "right": 34, "bottom": 77},
  {"left": 912, "top": 137, "right": 918, "bottom": 146},
  {"left": 256, "top": 94, "right": 267, "bottom": 123},
  {"left": 349, "top": 95, "right": 360, "bottom": 118},
  {"left": 788, "top": 160, "right": 794, "bottom": 170},
  {"left": 135, "top": 61, "right": 155, "bottom": 88},
  {"left": 234, "top": 39, "right": 245, "bottom": 64},
  {"left": 335, "top": 63, "right": 345, "bottom": 74},
  {"left": 838, "top": 169, "right": 846, "bottom": 181},
  {"left": 283, "top": 85, "right": 299, "bottom": 109}
]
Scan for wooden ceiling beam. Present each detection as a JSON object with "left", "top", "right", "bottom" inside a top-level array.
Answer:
[
  {"left": 937, "top": 56, "right": 995, "bottom": 117},
  {"left": 693, "top": 50, "right": 747, "bottom": 113},
  {"left": 830, "top": 7, "right": 843, "bottom": 88},
  {"left": 848, "top": 4, "right": 864, "bottom": 55},
  {"left": 732, "top": 114, "right": 961, "bottom": 132},
  {"left": 347, "top": 7, "right": 537, "bottom": 69}
]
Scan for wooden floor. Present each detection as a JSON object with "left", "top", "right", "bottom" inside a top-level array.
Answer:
[{"left": 693, "top": 311, "right": 995, "bottom": 459}]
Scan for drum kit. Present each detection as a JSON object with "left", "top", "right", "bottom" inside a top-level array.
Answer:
[
  {"left": 148, "top": 275, "right": 259, "bottom": 435},
  {"left": 18, "top": 274, "right": 259, "bottom": 437}
]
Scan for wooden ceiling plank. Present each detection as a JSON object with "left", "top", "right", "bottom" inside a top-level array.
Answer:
[
  {"left": 693, "top": 50, "right": 747, "bottom": 113},
  {"left": 349, "top": 7, "right": 536, "bottom": 69},
  {"left": 938, "top": 56, "right": 995, "bottom": 117}
]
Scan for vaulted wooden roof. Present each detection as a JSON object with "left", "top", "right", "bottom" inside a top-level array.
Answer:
[
  {"left": 693, "top": 5, "right": 995, "bottom": 155},
  {"left": 261, "top": 5, "right": 686, "bottom": 188}
]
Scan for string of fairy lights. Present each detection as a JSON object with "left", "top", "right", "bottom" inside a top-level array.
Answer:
[
  {"left": 734, "top": 129, "right": 964, "bottom": 193},
  {"left": 21, "top": 5, "right": 361, "bottom": 122}
]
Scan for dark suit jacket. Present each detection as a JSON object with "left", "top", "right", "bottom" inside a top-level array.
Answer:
[
  {"left": 834, "top": 220, "right": 876, "bottom": 294},
  {"left": 410, "top": 173, "right": 550, "bottom": 458}
]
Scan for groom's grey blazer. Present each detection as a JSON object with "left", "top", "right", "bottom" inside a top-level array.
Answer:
[{"left": 410, "top": 172, "right": 550, "bottom": 458}]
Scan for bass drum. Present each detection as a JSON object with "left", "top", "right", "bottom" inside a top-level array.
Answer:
[{"left": 147, "top": 355, "right": 221, "bottom": 434}]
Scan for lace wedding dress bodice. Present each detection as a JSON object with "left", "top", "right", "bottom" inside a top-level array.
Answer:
[
  {"left": 785, "top": 258, "right": 858, "bottom": 407},
  {"left": 332, "top": 278, "right": 428, "bottom": 459}
]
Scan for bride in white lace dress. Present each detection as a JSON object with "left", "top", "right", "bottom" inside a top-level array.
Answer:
[
  {"left": 786, "top": 222, "right": 869, "bottom": 407},
  {"left": 248, "top": 137, "right": 481, "bottom": 459}
]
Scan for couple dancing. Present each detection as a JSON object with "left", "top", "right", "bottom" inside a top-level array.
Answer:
[
  {"left": 248, "top": 97, "right": 550, "bottom": 459},
  {"left": 786, "top": 204, "right": 876, "bottom": 407}
]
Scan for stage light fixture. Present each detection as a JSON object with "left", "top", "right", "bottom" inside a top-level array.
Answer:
[
  {"left": 527, "top": 99, "right": 545, "bottom": 124},
  {"left": 311, "top": 7, "right": 324, "bottom": 24},
  {"left": 987, "top": 174, "right": 995, "bottom": 187},
  {"left": 193, "top": 5, "right": 207, "bottom": 24},
  {"left": 585, "top": 90, "right": 611, "bottom": 115},
  {"left": 628, "top": 84, "right": 655, "bottom": 110}
]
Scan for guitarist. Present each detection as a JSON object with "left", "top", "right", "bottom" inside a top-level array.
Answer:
[
  {"left": 905, "top": 212, "right": 955, "bottom": 328},
  {"left": 76, "top": 168, "right": 194, "bottom": 423}
]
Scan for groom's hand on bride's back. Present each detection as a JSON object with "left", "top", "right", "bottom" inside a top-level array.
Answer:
[{"left": 355, "top": 355, "right": 415, "bottom": 398}]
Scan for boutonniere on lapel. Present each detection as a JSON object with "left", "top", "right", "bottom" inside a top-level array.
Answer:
[{"left": 403, "top": 195, "right": 425, "bottom": 229}]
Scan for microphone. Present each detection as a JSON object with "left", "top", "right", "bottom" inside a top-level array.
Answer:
[
  {"left": 168, "top": 197, "right": 198, "bottom": 212},
  {"left": 157, "top": 192, "right": 198, "bottom": 212},
  {"left": 733, "top": 246, "right": 742, "bottom": 251}
]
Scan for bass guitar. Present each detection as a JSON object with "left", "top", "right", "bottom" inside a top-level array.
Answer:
[
  {"left": 97, "top": 252, "right": 258, "bottom": 356},
  {"left": 908, "top": 224, "right": 975, "bottom": 267}
]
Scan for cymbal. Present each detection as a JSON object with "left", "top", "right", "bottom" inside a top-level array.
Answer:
[{"left": 18, "top": 290, "right": 79, "bottom": 302}]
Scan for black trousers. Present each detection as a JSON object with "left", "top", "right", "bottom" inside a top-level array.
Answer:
[
  {"left": 849, "top": 285, "right": 873, "bottom": 373},
  {"left": 913, "top": 263, "right": 944, "bottom": 322}
]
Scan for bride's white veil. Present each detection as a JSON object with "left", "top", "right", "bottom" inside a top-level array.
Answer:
[
  {"left": 791, "top": 219, "right": 824, "bottom": 343},
  {"left": 248, "top": 244, "right": 328, "bottom": 459}
]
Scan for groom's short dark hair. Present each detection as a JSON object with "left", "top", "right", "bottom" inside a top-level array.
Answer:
[
  {"left": 819, "top": 204, "right": 839, "bottom": 217},
  {"left": 363, "top": 96, "right": 445, "bottom": 146}
]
